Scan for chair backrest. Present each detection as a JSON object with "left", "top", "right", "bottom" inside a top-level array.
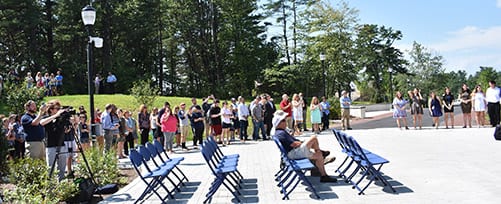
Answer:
[
  {"left": 272, "top": 136, "right": 287, "bottom": 156},
  {"left": 146, "top": 142, "right": 159, "bottom": 157},
  {"left": 146, "top": 142, "right": 166, "bottom": 164},
  {"left": 347, "top": 137, "right": 369, "bottom": 161},
  {"left": 332, "top": 129, "right": 346, "bottom": 150},
  {"left": 200, "top": 141, "right": 218, "bottom": 175},
  {"left": 138, "top": 145, "right": 152, "bottom": 161},
  {"left": 153, "top": 139, "right": 171, "bottom": 159},
  {"left": 129, "top": 149, "right": 143, "bottom": 167}
]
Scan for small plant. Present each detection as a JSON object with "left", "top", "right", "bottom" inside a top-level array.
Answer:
[
  {"left": 129, "top": 79, "right": 160, "bottom": 109},
  {"left": 73, "top": 147, "right": 122, "bottom": 186},
  {"left": 3, "top": 158, "right": 78, "bottom": 203}
]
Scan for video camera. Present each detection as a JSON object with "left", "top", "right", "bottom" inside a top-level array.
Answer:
[{"left": 58, "top": 106, "right": 77, "bottom": 127}]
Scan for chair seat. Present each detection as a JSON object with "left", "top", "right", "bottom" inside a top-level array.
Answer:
[{"left": 215, "top": 165, "right": 238, "bottom": 174}]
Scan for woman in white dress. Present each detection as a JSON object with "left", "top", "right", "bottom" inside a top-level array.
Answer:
[
  {"left": 471, "top": 85, "right": 487, "bottom": 127},
  {"left": 292, "top": 93, "right": 303, "bottom": 136}
]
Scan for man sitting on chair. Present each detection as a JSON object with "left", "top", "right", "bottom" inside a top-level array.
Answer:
[{"left": 272, "top": 110, "right": 337, "bottom": 183}]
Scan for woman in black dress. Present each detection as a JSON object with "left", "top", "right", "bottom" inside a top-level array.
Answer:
[
  {"left": 408, "top": 88, "right": 424, "bottom": 129},
  {"left": 459, "top": 84, "right": 472, "bottom": 128},
  {"left": 442, "top": 87, "right": 455, "bottom": 129}
]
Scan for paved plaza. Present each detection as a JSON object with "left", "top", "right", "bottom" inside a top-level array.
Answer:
[{"left": 103, "top": 125, "right": 501, "bottom": 204}]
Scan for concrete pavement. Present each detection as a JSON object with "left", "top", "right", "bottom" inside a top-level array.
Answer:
[{"left": 103, "top": 117, "right": 501, "bottom": 204}]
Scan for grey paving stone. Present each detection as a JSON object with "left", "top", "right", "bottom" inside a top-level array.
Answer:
[{"left": 102, "top": 127, "right": 501, "bottom": 204}]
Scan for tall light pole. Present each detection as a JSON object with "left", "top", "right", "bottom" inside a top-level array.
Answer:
[
  {"left": 82, "top": 5, "right": 102, "bottom": 136},
  {"left": 388, "top": 67, "right": 393, "bottom": 102},
  {"left": 319, "top": 53, "right": 326, "bottom": 97}
]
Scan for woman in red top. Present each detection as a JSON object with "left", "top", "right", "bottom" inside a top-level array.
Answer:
[{"left": 161, "top": 107, "right": 178, "bottom": 153}]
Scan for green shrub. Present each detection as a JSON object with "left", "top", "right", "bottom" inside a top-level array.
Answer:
[
  {"left": 0, "top": 130, "right": 8, "bottom": 176},
  {"left": 4, "top": 82, "right": 45, "bottom": 114},
  {"left": 3, "top": 158, "right": 78, "bottom": 203},
  {"left": 129, "top": 79, "right": 160, "bottom": 110},
  {"left": 73, "top": 147, "right": 123, "bottom": 186},
  {"left": 328, "top": 97, "right": 341, "bottom": 120}
]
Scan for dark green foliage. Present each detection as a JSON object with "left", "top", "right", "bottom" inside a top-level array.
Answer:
[
  {"left": 3, "top": 158, "right": 78, "bottom": 203},
  {"left": 4, "top": 82, "right": 45, "bottom": 114},
  {"left": 73, "top": 147, "right": 123, "bottom": 186},
  {"left": 0, "top": 130, "right": 8, "bottom": 176}
]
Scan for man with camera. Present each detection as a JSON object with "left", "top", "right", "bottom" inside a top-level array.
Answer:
[
  {"left": 21, "top": 100, "right": 47, "bottom": 160},
  {"left": 41, "top": 99, "right": 70, "bottom": 180}
]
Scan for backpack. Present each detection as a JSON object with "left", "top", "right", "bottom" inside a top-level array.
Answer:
[{"left": 494, "top": 124, "right": 501, "bottom": 141}]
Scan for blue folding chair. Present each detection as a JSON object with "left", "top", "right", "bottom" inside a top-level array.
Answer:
[
  {"left": 137, "top": 146, "right": 183, "bottom": 193},
  {"left": 346, "top": 136, "right": 396, "bottom": 195},
  {"left": 206, "top": 137, "right": 243, "bottom": 180},
  {"left": 129, "top": 149, "right": 174, "bottom": 203},
  {"left": 147, "top": 142, "right": 189, "bottom": 183},
  {"left": 272, "top": 136, "right": 320, "bottom": 200},
  {"left": 200, "top": 140, "right": 242, "bottom": 203}
]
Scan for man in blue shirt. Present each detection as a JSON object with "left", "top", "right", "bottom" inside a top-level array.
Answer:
[
  {"left": 320, "top": 96, "right": 330, "bottom": 131},
  {"left": 55, "top": 71, "right": 63, "bottom": 95},
  {"left": 340, "top": 91, "right": 352, "bottom": 130},
  {"left": 21, "top": 100, "right": 47, "bottom": 160},
  {"left": 106, "top": 72, "right": 117, "bottom": 94},
  {"left": 101, "top": 104, "right": 117, "bottom": 151},
  {"left": 272, "top": 110, "right": 337, "bottom": 183}
]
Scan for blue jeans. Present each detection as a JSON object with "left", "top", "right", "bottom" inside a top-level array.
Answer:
[
  {"left": 239, "top": 120, "right": 248, "bottom": 140},
  {"left": 252, "top": 120, "right": 266, "bottom": 140}
]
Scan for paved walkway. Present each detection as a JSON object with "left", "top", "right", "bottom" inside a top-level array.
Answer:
[{"left": 102, "top": 108, "right": 501, "bottom": 204}]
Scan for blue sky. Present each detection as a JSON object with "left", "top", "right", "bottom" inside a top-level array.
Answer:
[{"left": 340, "top": 0, "right": 501, "bottom": 75}]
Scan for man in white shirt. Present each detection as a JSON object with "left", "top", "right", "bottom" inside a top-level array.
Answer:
[
  {"left": 237, "top": 96, "right": 250, "bottom": 141},
  {"left": 486, "top": 80, "right": 501, "bottom": 127}
]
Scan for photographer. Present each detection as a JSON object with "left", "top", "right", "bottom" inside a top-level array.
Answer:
[{"left": 40, "top": 99, "right": 69, "bottom": 181}]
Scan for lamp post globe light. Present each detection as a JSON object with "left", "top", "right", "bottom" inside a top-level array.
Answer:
[
  {"left": 81, "top": 4, "right": 97, "bottom": 139},
  {"left": 319, "top": 53, "right": 326, "bottom": 97}
]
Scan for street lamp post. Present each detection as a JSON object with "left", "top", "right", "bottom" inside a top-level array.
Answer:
[
  {"left": 319, "top": 53, "right": 326, "bottom": 97},
  {"left": 82, "top": 5, "right": 102, "bottom": 137},
  {"left": 388, "top": 67, "right": 393, "bottom": 102}
]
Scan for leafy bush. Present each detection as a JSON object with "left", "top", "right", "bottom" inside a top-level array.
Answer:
[
  {"left": 0, "top": 130, "right": 8, "bottom": 176},
  {"left": 129, "top": 79, "right": 160, "bottom": 110},
  {"left": 4, "top": 82, "right": 45, "bottom": 114},
  {"left": 328, "top": 97, "right": 341, "bottom": 120},
  {"left": 3, "top": 158, "right": 78, "bottom": 203},
  {"left": 73, "top": 147, "right": 123, "bottom": 186}
]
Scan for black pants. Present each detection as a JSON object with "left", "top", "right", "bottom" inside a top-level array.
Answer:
[
  {"left": 264, "top": 117, "right": 273, "bottom": 136},
  {"left": 123, "top": 133, "right": 134, "bottom": 155},
  {"left": 488, "top": 102, "right": 500, "bottom": 126},
  {"left": 193, "top": 126, "right": 204, "bottom": 146},
  {"left": 321, "top": 112, "right": 330, "bottom": 130},
  {"left": 140, "top": 128, "right": 150, "bottom": 145},
  {"left": 15, "top": 140, "right": 25, "bottom": 159},
  {"left": 239, "top": 120, "right": 248, "bottom": 140}
]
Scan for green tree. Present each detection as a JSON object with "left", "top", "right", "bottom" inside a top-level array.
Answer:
[
  {"left": 354, "top": 24, "right": 407, "bottom": 102},
  {"left": 129, "top": 79, "right": 160, "bottom": 109},
  {"left": 404, "top": 41, "right": 444, "bottom": 97},
  {"left": 300, "top": 0, "right": 359, "bottom": 97}
]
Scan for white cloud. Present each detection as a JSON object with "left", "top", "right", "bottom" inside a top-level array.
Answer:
[
  {"left": 497, "top": 0, "right": 501, "bottom": 8},
  {"left": 429, "top": 26, "right": 501, "bottom": 52},
  {"left": 418, "top": 26, "right": 501, "bottom": 74}
]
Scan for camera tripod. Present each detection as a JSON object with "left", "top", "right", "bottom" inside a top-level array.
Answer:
[{"left": 48, "top": 125, "right": 103, "bottom": 201}]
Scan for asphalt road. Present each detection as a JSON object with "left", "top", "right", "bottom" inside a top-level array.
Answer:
[{"left": 349, "top": 106, "right": 464, "bottom": 130}]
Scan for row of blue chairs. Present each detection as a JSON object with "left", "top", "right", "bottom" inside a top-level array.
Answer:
[
  {"left": 332, "top": 129, "right": 396, "bottom": 195},
  {"left": 200, "top": 136, "right": 244, "bottom": 203},
  {"left": 129, "top": 140, "right": 189, "bottom": 203},
  {"left": 272, "top": 136, "right": 321, "bottom": 200}
]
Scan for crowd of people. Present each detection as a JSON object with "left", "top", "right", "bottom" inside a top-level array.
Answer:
[
  {"left": 1, "top": 92, "right": 342, "bottom": 180},
  {"left": 391, "top": 81, "right": 501, "bottom": 129}
]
